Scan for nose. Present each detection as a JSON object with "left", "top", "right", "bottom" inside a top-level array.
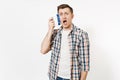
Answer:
[{"left": 62, "top": 14, "right": 66, "bottom": 19}]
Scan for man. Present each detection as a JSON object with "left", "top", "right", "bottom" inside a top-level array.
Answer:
[{"left": 41, "top": 4, "right": 90, "bottom": 80}]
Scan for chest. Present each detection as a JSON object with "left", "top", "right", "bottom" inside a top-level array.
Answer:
[{"left": 53, "top": 33, "right": 82, "bottom": 53}]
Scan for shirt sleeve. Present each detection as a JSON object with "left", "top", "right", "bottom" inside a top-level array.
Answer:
[
  {"left": 79, "top": 31, "right": 90, "bottom": 71},
  {"left": 50, "top": 29, "right": 58, "bottom": 50}
]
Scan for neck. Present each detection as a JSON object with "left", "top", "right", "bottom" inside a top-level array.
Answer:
[{"left": 62, "top": 24, "right": 72, "bottom": 31}]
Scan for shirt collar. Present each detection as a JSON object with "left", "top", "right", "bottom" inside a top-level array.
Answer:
[{"left": 58, "top": 23, "right": 77, "bottom": 34}]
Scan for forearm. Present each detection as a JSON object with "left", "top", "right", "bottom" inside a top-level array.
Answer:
[
  {"left": 40, "top": 17, "right": 55, "bottom": 54},
  {"left": 80, "top": 71, "right": 88, "bottom": 80},
  {"left": 40, "top": 29, "right": 53, "bottom": 54}
]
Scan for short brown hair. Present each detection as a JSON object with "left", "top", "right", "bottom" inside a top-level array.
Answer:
[{"left": 57, "top": 4, "right": 73, "bottom": 13}]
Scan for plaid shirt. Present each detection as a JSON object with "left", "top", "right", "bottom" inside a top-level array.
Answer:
[{"left": 48, "top": 24, "right": 90, "bottom": 80}]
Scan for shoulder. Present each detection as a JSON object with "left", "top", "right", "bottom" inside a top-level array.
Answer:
[
  {"left": 52, "top": 28, "right": 60, "bottom": 37},
  {"left": 53, "top": 28, "right": 60, "bottom": 33},
  {"left": 74, "top": 26, "right": 88, "bottom": 36},
  {"left": 53, "top": 29, "right": 58, "bottom": 34},
  {"left": 74, "top": 26, "right": 89, "bottom": 43}
]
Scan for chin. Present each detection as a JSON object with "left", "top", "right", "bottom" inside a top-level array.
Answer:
[{"left": 62, "top": 25, "right": 68, "bottom": 28}]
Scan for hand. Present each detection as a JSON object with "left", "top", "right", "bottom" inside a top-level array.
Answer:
[{"left": 48, "top": 17, "right": 55, "bottom": 30}]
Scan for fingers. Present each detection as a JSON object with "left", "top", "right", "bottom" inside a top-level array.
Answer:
[
  {"left": 48, "top": 17, "right": 55, "bottom": 30},
  {"left": 49, "top": 17, "right": 54, "bottom": 23},
  {"left": 49, "top": 17, "right": 54, "bottom": 21}
]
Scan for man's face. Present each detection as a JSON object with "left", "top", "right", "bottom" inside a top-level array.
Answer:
[{"left": 58, "top": 8, "right": 74, "bottom": 28}]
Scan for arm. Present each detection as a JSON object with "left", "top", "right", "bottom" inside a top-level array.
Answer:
[
  {"left": 40, "top": 17, "right": 55, "bottom": 54},
  {"left": 80, "top": 31, "right": 90, "bottom": 80},
  {"left": 80, "top": 71, "right": 88, "bottom": 80}
]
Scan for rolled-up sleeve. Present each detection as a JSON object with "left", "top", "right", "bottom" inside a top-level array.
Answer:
[
  {"left": 50, "top": 29, "right": 58, "bottom": 50},
  {"left": 79, "top": 31, "right": 90, "bottom": 71}
]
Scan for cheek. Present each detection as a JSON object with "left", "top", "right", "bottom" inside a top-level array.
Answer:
[
  {"left": 67, "top": 16, "right": 72, "bottom": 21},
  {"left": 67, "top": 15, "right": 72, "bottom": 19}
]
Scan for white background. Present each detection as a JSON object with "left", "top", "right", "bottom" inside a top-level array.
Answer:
[{"left": 0, "top": 0, "right": 120, "bottom": 80}]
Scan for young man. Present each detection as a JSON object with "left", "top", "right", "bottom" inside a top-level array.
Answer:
[{"left": 41, "top": 4, "right": 90, "bottom": 80}]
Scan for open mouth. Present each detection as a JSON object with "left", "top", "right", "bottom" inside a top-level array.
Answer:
[{"left": 63, "top": 20, "right": 67, "bottom": 23}]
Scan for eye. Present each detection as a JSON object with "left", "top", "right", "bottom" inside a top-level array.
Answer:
[{"left": 65, "top": 12, "right": 68, "bottom": 15}]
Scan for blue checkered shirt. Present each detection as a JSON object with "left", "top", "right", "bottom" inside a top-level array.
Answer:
[{"left": 48, "top": 24, "right": 90, "bottom": 80}]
